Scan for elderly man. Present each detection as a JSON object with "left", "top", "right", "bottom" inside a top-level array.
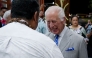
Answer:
[
  {"left": 0, "top": 0, "right": 64, "bottom": 58},
  {"left": 45, "top": 6, "right": 88, "bottom": 58}
]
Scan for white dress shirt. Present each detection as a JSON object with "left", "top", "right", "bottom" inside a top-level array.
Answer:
[
  {"left": 58, "top": 26, "right": 68, "bottom": 45},
  {"left": 54, "top": 26, "right": 68, "bottom": 46},
  {"left": 0, "top": 22, "right": 64, "bottom": 58}
]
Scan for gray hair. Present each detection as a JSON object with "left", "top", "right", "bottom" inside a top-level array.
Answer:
[
  {"left": 45, "top": 6, "right": 65, "bottom": 21},
  {"left": 3, "top": 10, "right": 11, "bottom": 20}
]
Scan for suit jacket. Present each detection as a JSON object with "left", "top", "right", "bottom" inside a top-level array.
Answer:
[{"left": 46, "top": 28, "right": 88, "bottom": 58}]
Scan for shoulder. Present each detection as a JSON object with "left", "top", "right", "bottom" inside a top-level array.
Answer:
[
  {"left": 70, "top": 31, "right": 84, "bottom": 42},
  {"left": 30, "top": 30, "right": 53, "bottom": 42},
  {"left": 79, "top": 25, "right": 85, "bottom": 30},
  {"left": 32, "top": 31, "right": 57, "bottom": 48},
  {"left": 66, "top": 28, "right": 82, "bottom": 39},
  {"left": 68, "top": 26, "right": 72, "bottom": 29},
  {"left": 45, "top": 32, "right": 53, "bottom": 36}
]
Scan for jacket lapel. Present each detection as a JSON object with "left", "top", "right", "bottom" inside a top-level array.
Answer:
[
  {"left": 46, "top": 32, "right": 55, "bottom": 41},
  {"left": 59, "top": 28, "right": 72, "bottom": 52}
]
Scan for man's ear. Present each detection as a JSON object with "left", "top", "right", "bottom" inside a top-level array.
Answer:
[
  {"left": 63, "top": 17, "right": 66, "bottom": 23},
  {"left": 33, "top": 11, "right": 39, "bottom": 22}
]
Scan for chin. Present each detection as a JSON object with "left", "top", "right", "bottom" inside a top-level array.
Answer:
[{"left": 52, "top": 31, "right": 59, "bottom": 35}]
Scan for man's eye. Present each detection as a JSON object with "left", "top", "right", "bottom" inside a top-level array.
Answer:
[
  {"left": 47, "top": 21, "right": 50, "bottom": 23},
  {"left": 52, "top": 21, "right": 56, "bottom": 23}
]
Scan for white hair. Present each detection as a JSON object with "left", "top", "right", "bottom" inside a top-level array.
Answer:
[
  {"left": 3, "top": 10, "right": 11, "bottom": 20},
  {"left": 45, "top": 6, "right": 65, "bottom": 21}
]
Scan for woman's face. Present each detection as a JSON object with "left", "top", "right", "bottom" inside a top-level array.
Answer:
[{"left": 71, "top": 17, "right": 78, "bottom": 26}]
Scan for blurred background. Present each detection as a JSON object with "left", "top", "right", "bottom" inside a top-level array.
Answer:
[{"left": 0, "top": 0, "right": 92, "bottom": 25}]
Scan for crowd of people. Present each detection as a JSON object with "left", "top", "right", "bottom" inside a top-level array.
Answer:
[{"left": 0, "top": 0, "right": 92, "bottom": 58}]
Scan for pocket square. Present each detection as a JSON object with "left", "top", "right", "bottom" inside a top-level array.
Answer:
[{"left": 66, "top": 47, "right": 74, "bottom": 51}]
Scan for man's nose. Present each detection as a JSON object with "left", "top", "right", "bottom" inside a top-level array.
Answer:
[{"left": 49, "top": 22, "right": 54, "bottom": 27}]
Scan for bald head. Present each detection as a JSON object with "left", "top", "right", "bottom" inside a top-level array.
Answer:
[{"left": 45, "top": 6, "right": 65, "bottom": 21}]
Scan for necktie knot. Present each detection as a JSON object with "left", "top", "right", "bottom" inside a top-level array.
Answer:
[
  {"left": 55, "top": 35, "right": 59, "bottom": 38},
  {"left": 54, "top": 35, "right": 59, "bottom": 45}
]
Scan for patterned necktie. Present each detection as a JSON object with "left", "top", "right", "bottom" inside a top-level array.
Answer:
[{"left": 54, "top": 35, "right": 59, "bottom": 46}]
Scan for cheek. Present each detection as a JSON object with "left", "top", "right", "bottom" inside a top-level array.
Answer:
[
  {"left": 31, "top": 21, "right": 38, "bottom": 29},
  {"left": 47, "top": 24, "right": 50, "bottom": 29},
  {"left": 36, "top": 21, "right": 38, "bottom": 27},
  {"left": 59, "top": 23, "right": 63, "bottom": 29},
  {"left": 7, "top": 16, "right": 11, "bottom": 20},
  {"left": 72, "top": 21, "right": 75, "bottom": 24}
]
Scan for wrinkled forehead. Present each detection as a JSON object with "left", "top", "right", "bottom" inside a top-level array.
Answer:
[
  {"left": 45, "top": 9, "right": 59, "bottom": 16},
  {"left": 46, "top": 9, "right": 59, "bottom": 15},
  {"left": 45, "top": 7, "right": 61, "bottom": 21},
  {"left": 45, "top": 12, "right": 59, "bottom": 21}
]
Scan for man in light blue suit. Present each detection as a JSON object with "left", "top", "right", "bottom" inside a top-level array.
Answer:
[{"left": 45, "top": 6, "right": 88, "bottom": 58}]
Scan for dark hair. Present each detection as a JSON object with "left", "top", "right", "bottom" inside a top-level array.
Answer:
[
  {"left": 71, "top": 15, "right": 79, "bottom": 21},
  {"left": 0, "top": 7, "right": 7, "bottom": 11},
  {"left": 11, "top": 0, "right": 39, "bottom": 20}
]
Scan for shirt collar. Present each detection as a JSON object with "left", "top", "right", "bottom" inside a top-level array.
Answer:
[
  {"left": 59, "top": 26, "right": 67, "bottom": 37},
  {"left": 54, "top": 26, "right": 68, "bottom": 37}
]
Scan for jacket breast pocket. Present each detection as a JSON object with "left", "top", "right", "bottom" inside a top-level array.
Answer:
[{"left": 63, "top": 49, "right": 78, "bottom": 58}]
